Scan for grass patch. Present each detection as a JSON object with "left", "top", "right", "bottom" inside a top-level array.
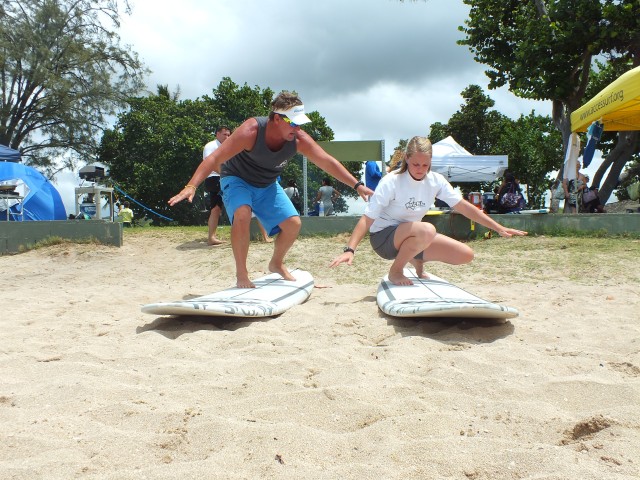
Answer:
[
  {"left": 466, "top": 235, "right": 640, "bottom": 284},
  {"left": 16, "top": 227, "right": 637, "bottom": 288},
  {"left": 539, "top": 226, "right": 625, "bottom": 238}
]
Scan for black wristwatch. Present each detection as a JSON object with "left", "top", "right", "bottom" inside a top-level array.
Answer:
[{"left": 343, "top": 246, "right": 355, "bottom": 254}]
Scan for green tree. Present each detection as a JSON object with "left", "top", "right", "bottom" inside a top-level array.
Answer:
[
  {"left": 0, "top": 0, "right": 146, "bottom": 175},
  {"left": 459, "top": 1, "right": 603, "bottom": 138},
  {"left": 202, "top": 77, "right": 273, "bottom": 128},
  {"left": 100, "top": 86, "right": 215, "bottom": 225},
  {"left": 428, "top": 86, "right": 510, "bottom": 195},
  {"left": 616, "top": 157, "right": 640, "bottom": 201},
  {"left": 446, "top": 85, "right": 501, "bottom": 154},
  {"left": 458, "top": 0, "right": 640, "bottom": 203},
  {"left": 391, "top": 85, "right": 562, "bottom": 207},
  {"left": 427, "top": 123, "right": 448, "bottom": 145},
  {"left": 495, "top": 113, "right": 562, "bottom": 207}
]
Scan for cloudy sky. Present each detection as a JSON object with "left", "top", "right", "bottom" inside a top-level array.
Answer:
[
  {"left": 118, "top": 0, "right": 551, "bottom": 147},
  {"left": 59, "top": 0, "right": 554, "bottom": 213}
]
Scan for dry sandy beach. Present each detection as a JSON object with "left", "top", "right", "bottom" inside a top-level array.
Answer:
[{"left": 1, "top": 228, "right": 639, "bottom": 479}]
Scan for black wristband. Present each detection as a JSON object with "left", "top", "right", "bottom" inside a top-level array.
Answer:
[
  {"left": 354, "top": 181, "right": 364, "bottom": 189},
  {"left": 343, "top": 246, "right": 355, "bottom": 254}
]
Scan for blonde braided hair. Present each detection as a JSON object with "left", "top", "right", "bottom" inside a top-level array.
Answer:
[{"left": 389, "top": 136, "right": 432, "bottom": 174}]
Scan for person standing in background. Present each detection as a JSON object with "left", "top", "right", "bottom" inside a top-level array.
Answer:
[
  {"left": 315, "top": 177, "right": 341, "bottom": 216},
  {"left": 365, "top": 160, "right": 382, "bottom": 191},
  {"left": 549, "top": 178, "right": 564, "bottom": 213},
  {"left": 202, "top": 126, "right": 231, "bottom": 245},
  {"left": 562, "top": 161, "right": 588, "bottom": 214},
  {"left": 496, "top": 170, "right": 525, "bottom": 214},
  {"left": 284, "top": 179, "right": 302, "bottom": 214},
  {"left": 119, "top": 201, "right": 134, "bottom": 227},
  {"left": 580, "top": 175, "right": 606, "bottom": 213}
]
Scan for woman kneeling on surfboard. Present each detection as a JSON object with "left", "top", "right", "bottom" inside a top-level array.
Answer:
[{"left": 330, "top": 136, "right": 527, "bottom": 286}]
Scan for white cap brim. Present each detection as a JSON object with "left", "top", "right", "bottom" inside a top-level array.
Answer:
[{"left": 273, "top": 104, "right": 312, "bottom": 125}]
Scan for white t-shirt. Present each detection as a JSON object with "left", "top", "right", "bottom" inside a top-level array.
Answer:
[
  {"left": 203, "top": 139, "right": 221, "bottom": 178},
  {"left": 284, "top": 186, "right": 298, "bottom": 199},
  {"left": 364, "top": 170, "right": 462, "bottom": 233}
]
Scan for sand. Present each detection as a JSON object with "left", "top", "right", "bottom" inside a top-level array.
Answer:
[{"left": 1, "top": 229, "right": 639, "bottom": 479}]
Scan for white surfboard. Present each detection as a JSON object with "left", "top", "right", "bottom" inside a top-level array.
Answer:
[
  {"left": 377, "top": 269, "right": 519, "bottom": 319},
  {"left": 142, "top": 269, "right": 314, "bottom": 318}
]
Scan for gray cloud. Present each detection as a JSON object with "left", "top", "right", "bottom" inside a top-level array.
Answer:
[
  {"left": 140, "top": 0, "right": 538, "bottom": 153},
  {"left": 116, "top": 0, "right": 546, "bottom": 144},
  {"left": 193, "top": 0, "right": 477, "bottom": 99}
]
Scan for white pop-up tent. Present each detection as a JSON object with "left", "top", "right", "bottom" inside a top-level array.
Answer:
[{"left": 431, "top": 136, "right": 508, "bottom": 183}]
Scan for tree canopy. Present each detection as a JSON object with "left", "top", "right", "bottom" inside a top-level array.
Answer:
[
  {"left": 423, "top": 85, "right": 561, "bottom": 208},
  {"left": 0, "top": 0, "right": 147, "bottom": 176},
  {"left": 430, "top": 85, "right": 507, "bottom": 155},
  {"left": 495, "top": 112, "right": 562, "bottom": 207},
  {"left": 99, "top": 86, "right": 216, "bottom": 225},
  {"left": 459, "top": 0, "right": 640, "bottom": 203}
]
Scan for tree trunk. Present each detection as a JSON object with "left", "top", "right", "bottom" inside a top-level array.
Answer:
[{"left": 593, "top": 131, "right": 640, "bottom": 204}]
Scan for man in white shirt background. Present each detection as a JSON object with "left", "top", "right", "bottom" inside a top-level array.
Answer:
[{"left": 202, "top": 126, "right": 231, "bottom": 245}]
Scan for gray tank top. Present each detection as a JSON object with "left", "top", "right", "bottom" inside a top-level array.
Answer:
[{"left": 220, "top": 117, "right": 297, "bottom": 187}]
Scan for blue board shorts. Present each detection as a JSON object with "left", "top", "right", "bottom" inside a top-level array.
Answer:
[{"left": 220, "top": 176, "right": 298, "bottom": 236}]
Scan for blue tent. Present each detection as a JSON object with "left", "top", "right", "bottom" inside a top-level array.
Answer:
[
  {"left": 0, "top": 162, "right": 66, "bottom": 221},
  {"left": 0, "top": 144, "right": 21, "bottom": 162}
]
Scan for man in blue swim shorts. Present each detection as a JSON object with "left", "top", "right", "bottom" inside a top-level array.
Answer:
[{"left": 169, "top": 91, "right": 374, "bottom": 288}]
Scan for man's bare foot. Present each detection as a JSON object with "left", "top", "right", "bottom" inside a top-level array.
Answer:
[
  {"left": 268, "top": 261, "right": 296, "bottom": 281},
  {"left": 389, "top": 270, "right": 414, "bottom": 286},
  {"left": 236, "top": 275, "right": 256, "bottom": 289},
  {"left": 263, "top": 236, "right": 274, "bottom": 243},
  {"left": 208, "top": 237, "right": 224, "bottom": 246}
]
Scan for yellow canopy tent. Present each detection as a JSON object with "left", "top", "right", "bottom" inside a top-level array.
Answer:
[{"left": 571, "top": 65, "right": 640, "bottom": 132}]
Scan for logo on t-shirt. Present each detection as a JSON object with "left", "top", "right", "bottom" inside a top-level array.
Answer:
[{"left": 405, "top": 198, "right": 426, "bottom": 210}]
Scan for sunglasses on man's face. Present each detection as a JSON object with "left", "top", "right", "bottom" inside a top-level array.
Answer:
[{"left": 280, "top": 115, "right": 300, "bottom": 128}]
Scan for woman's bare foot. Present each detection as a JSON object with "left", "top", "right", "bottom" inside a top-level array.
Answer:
[
  {"left": 412, "top": 266, "right": 429, "bottom": 279},
  {"left": 409, "top": 259, "right": 429, "bottom": 279},
  {"left": 388, "top": 270, "right": 414, "bottom": 286},
  {"left": 208, "top": 237, "right": 224, "bottom": 246},
  {"left": 263, "top": 235, "right": 274, "bottom": 243},
  {"left": 268, "top": 261, "right": 296, "bottom": 281}
]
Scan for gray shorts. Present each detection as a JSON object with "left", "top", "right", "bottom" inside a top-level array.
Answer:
[{"left": 369, "top": 225, "right": 424, "bottom": 261}]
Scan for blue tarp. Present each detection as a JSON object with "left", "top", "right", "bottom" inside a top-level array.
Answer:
[
  {"left": 0, "top": 162, "right": 66, "bottom": 221},
  {"left": 0, "top": 144, "right": 21, "bottom": 162}
]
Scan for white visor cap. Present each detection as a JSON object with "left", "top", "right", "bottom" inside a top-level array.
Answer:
[{"left": 273, "top": 104, "right": 312, "bottom": 125}]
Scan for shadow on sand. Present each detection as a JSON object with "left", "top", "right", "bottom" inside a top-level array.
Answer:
[
  {"left": 385, "top": 312, "right": 515, "bottom": 345},
  {"left": 136, "top": 314, "right": 273, "bottom": 339},
  {"left": 175, "top": 238, "right": 231, "bottom": 251}
]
